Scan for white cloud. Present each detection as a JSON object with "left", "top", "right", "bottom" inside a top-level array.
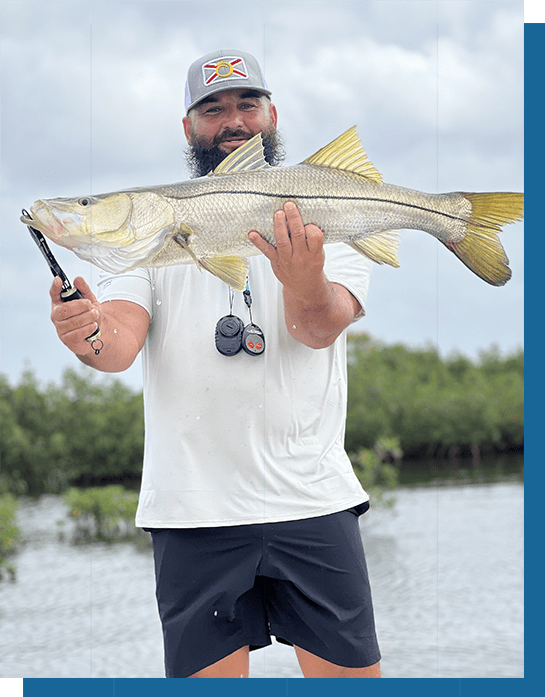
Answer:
[{"left": 0, "top": 0, "right": 524, "bottom": 385}]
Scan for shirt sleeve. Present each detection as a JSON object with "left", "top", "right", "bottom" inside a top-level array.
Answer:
[
  {"left": 323, "top": 243, "right": 373, "bottom": 320},
  {"left": 96, "top": 268, "right": 154, "bottom": 318}
]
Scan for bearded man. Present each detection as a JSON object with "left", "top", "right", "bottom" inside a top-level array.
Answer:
[{"left": 49, "top": 49, "right": 381, "bottom": 678}]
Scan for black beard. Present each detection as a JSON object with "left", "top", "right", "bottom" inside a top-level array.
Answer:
[{"left": 185, "top": 128, "right": 285, "bottom": 178}]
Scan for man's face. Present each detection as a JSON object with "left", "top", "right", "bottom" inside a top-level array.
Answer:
[
  {"left": 183, "top": 88, "right": 282, "bottom": 177},
  {"left": 184, "top": 88, "right": 278, "bottom": 152}
]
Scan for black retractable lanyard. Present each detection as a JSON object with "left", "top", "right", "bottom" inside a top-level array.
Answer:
[
  {"left": 23, "top": 209, "right": 103, "bottom": 354},
  {"left": 214, "top": 284, "right": 265, "bottom": 357}
]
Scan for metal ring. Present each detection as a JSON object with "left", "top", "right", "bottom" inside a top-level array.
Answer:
[{"left": 91, "top": 339, "right": 104, "bottom": 355}]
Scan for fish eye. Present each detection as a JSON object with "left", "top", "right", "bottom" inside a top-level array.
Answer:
[{"left": 78, "top": 198, "right": 90, "bottom": 206}]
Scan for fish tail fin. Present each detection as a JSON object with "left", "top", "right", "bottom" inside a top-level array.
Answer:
[{"left": 446, "top": 192, "right": 524, "bottom": 286}]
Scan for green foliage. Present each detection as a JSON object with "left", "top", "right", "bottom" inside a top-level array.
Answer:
[
  {"left": 0, "top": 493, "right": 23, "bottom": 580},
  {"left": 0, "top": 367, "right": 144, "bottom": 496},
  {"left": 0, "top": 338, "right": 524, "bottom": 499},
  {"left": 63, "top": 485, "right": 139, "bottom": 542},
  {"left": 351, "top": 436, "right": 402, "bottom": 508},
  {"left": 346, "top": 335, "right": 524, "bottom": 458},
  {"left": 53, "top": 369, "right": 145, "bottom": 487}
]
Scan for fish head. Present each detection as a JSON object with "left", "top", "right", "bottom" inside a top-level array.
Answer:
[
  {"left": 22, "top": 191, "right": 177, "bottom": 273},
  {"left": 24, "top": 193, "right": 133, "bottom": 245}
]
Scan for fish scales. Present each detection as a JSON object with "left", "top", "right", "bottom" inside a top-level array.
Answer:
[{"left": 147, "top": 165, "right": 470, "bottom": 265}]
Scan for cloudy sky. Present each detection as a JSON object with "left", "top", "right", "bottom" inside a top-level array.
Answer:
[{"left": 0, "top": 0, "right": 524, "bottom": 390}]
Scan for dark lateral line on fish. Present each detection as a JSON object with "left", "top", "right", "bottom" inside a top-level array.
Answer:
[{"left": 168, "top": 190, "right": 467, "bottom": 225}]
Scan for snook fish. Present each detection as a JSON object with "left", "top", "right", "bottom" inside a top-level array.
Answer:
[{"left": 21, "top": 127, "right": 523, "bottom": 291}]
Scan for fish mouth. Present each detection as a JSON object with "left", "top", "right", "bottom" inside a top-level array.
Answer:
[
  {"left": 20, "top": 209, "right": 34, "bottom": 226},
  {"left": 21, "top": 201, "right": 58, "bottom": 234},
  {"left": 21, "top": 200, "right": 86, "bottom": 246}
]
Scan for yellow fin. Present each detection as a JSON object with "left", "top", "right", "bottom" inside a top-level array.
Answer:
[
  {"left": 446, "top": 192, "right": 523, "bottom": 286},
  {"left": 464, "top": 192, "right": 524, "bottom": 230},
  {"left": 304, "top": 126, "right": 383, "bottom": 183},
  {"left": 347, "top": 231, "right": 400, "bottom": 267},
  {"left": 173, "top": 225, "right": 248, "bottom": 289},
  {"left": 198, "top": 255, "right": 249, "bottom": 290},
  {"left": 212, "top": 133, "right": 272, "bottom": 175}
]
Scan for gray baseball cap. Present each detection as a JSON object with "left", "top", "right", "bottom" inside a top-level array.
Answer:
[{"left": 184, "top": 49, "right": 272, "bottom": 113}]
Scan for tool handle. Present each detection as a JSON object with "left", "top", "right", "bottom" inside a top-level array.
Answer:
[
  {"left": 22, "top": 212, "right": 102, "bottom": 349},
  {"left": 60, "top": 285, "right": 102, "bottom": 342}
]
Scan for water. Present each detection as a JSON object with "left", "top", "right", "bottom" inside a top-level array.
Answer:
[
  {"left": 363, "top": 482, "right": 524, "bottom": 678},
  {"left": 0, "top": 480, "right": 523, "bottom": 678}
]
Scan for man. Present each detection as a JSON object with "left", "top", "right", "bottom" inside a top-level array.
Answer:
[{"left": 49, "top": 49, "right": 381, "bottom": 678}]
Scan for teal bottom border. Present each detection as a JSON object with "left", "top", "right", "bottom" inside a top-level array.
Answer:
[{"left": 19, "top": 677, "right": 527, "bottom": 697}]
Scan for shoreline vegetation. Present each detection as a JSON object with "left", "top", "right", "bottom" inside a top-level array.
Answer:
[{"left": 0, "top": 335, "right": 523, "bottom": 574}]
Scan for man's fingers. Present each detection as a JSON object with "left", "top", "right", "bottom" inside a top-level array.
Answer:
[
  {"left": 49, "top": 276, "right": 64, "bottom": 302},
  {"left": 52, "top": 301, "right": 100, "bottom": 354},
  {"left": 303, "top": 224, "right": 324, "bottom": 255},
  {"left": 50, "top": 276, "right": 97, "bottom": 305},
  {"left": 272, "top": 208, "right": 292, "bottom": 252},
  {"left": 72, "top": 276, "right": 95, "bottom": 301},
  {"left": 53, "top": 303, "right": 99, "bottom": 329},
  {"left": 49, "top": 274, "right": 100, "bottom": 350},
  {"left": 283, "top": 201, "right": 307, "bottom": 244},
  {"left": 60, "top": 320, "right": 100, "bottom": 343},
  {"left": 279, "top": 202, "right": 324, "bottom": 255},
  {"left": 250, "top": 202, "right": 324, "bottom": 276},
  {"left": 248, "top": 230, "right": 278, "bottom": 260}
]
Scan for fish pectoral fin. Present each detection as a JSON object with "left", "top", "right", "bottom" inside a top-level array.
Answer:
[
  {"left": 211, "top": 133, "right": 273, "bottom": 175},
  {"left": 174, "top": 230, "right": 202, "bottom": 271},
  {"left": 348, "top": 231, "right": 400, "bottom": 267},
  {"left": 304, "top": 126, "right": 383, "bottom": 183},
  {"left": 174, "top": 227, "right": 249, "bottom": 288},
  {"left": 198, "top": 255, "right": 249, "bottom": 291}
]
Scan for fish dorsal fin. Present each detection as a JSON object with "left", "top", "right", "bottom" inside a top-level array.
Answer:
[
  {"left": 212, "top": 132, "right": 272, "bottom": 175},
  {"left": 304, "top": 126, "right": 383, "bottom": 183}
]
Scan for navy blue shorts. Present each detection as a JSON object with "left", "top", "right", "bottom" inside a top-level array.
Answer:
[{"left": 147, "top": 504, "right": 381, "bottom": 677}]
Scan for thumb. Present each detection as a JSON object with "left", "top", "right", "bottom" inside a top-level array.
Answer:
[
  {"left": 72, "top": 276, "right": 99, "bottom": 304},
  {"left": 49, "top": 276, "right": 64, "bottom": 303}
]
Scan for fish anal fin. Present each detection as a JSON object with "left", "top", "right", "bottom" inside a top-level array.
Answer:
[
  {"left": 348, "top": 230, "right": 400, "bottom": 267},
  {"left": 198, "top": 255, "right": 249, "bottom": 290},
  {"left": 212, "top": 133, "right": 272, "bottom": 175},
  {"left": 304, "top": 126, "right": 383, "bottom": 183}
]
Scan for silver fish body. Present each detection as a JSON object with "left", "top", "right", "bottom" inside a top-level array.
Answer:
[
  {"left": 22, "top": 127, "right": 523, "bottom": 289},
  {"left": 142, "top": 166, "right": 469, "bottom": 261}
]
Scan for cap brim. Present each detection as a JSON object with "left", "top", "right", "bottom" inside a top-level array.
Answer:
[{"left": 186, "top": 84, "right": 272, "bottom": 112}]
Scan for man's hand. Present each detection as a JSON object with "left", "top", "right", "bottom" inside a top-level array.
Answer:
[
  {"left": 50, "top": 276, "right": 150, "bottom": 371},
  {"left": 248, "top": 201, "right": 326, "bottom": 296},
  {"left": 249, "top": 202, "right": 361, "bottom": 348},
  {"left": 50, "top": 276, "right": 101, "bottom": 357}
]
